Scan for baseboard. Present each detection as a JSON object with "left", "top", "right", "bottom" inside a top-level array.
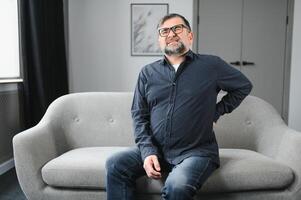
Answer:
[{"left": 0, "top": 158, "right": 15, "bottom": 175}]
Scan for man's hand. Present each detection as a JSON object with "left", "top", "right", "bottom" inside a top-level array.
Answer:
[{"left": 143, "top": 155, "right": 161, "bottom": 179}]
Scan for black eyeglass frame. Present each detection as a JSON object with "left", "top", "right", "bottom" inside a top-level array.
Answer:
[{"left": 158, "top": 24, "right": 191, "bottom": 37}]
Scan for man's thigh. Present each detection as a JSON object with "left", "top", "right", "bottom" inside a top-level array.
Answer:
[
  {"left": 164, "top": 156, "right": 217, "bottom": 190},
  {"left": 105, "top": 146, "right": 146, "bottom": 179}
]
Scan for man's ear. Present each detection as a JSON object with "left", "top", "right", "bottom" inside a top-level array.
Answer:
[
  {"left": 189, "top": 31, "right": 194, "bottom": 41},
  {"left": 188, "top": 32, "right": 194, "bottom": 46}
]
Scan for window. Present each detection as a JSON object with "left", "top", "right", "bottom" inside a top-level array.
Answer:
[{"left": 0, "top": 0, "right": 21, "bottom": 80}]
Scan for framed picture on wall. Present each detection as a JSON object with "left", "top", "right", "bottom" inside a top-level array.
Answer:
[{"left": 131, "top": 3, "right": 169, "bottom": 56}]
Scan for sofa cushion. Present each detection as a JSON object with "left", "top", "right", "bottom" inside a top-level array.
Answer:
[{"left": 41, "top": 147, "right": 294, "bottom": 193}]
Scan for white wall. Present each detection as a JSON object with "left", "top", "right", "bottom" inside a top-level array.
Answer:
[
  {"left": 288, "top": 0, "right": 301, "bottom": 131},
  {"left": 68, "top": 0, "right": 194, "bottom": 92}
]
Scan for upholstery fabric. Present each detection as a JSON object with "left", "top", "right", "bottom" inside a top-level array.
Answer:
[{"left": 41, "top": 147, "right": 293, "bottom": 192}]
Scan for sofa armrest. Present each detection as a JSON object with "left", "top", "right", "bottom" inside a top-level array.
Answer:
[
  {"left": 13, "top": 121, "right": 68, "bottom": 200},
  {"left": 273, "top": 126, "right": 301, "bottom": 197}
]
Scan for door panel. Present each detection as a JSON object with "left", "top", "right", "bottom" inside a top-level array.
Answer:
[
  {"left": 198, "top": 0, "right": 243, "bottom": 70},
  {"left": 241, "top": 0, "right": 287, "bottom": 114},
  {"left": 197, "top": 0, "right": 287, "bottom": 116}
]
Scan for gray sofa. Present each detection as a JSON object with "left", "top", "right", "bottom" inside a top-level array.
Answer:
[{"left": 13, "top": 92, "right": 301, "bottom": 200}]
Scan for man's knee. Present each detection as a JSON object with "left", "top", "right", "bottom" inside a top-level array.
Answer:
[
  {"left": 105, "top": 151, "right": 128, "bottom": 176},
  {"left": 105, "top": 148, "right": 142, "bottom": 177},
  {"left": 162, "top": 177, "right": 197, "bottom": 199},
  {"left": 165, "top": 181, "right": 196, "bottom": 193}
]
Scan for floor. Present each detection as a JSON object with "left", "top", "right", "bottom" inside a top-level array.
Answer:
[{"left": 0, "top": 168, "right": 27, "bottom": 200}]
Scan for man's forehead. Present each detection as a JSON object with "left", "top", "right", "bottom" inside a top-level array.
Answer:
[{"left": 160, "top": 17, "right": 185, "bottom": 28}]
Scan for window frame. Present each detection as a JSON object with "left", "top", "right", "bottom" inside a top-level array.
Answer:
[{"left": 0, "top": 0, "right": 23, "bottom": 84}]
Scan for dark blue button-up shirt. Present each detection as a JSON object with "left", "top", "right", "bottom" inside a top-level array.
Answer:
[{"left": 131, "top": 50, "right": 253, "bottom": 167}]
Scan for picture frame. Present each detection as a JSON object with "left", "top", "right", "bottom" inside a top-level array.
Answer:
[{"left": 131, "top": 3, "right": 169, "bottom": 56}]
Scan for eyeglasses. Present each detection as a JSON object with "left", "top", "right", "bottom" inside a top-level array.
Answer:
[{"left": 158, "top": 24, "right": 190, "bottom": 37}]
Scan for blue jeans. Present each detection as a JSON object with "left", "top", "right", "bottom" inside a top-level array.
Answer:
[{"left": 105, "top": 147, "right": 218, "bottom": 200}]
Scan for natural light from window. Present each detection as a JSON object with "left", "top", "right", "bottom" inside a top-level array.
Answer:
[{"left": 0, "top": 0, "right": 20, "bottom": 79}]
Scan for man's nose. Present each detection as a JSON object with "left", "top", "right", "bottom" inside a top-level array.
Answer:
[{"left": 167, "top": 29, "right": 177, "bottom": 37}]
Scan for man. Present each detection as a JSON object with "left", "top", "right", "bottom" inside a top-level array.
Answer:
[{"left": 105, "top": 13, "right": 253, "bottom": 200}]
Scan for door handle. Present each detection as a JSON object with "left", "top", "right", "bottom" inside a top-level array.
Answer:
[
  {"left": 229, "top": 61, "right": 241, "bottom": 66},
  {"left": 242, "top": 61, "right": 255, "bottom": 66}
]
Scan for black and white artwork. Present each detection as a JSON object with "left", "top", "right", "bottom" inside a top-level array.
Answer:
[{"left": 131, "top": 4, "right": 169, "bottom": 56}]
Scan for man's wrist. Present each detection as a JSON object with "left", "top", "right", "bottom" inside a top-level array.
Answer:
[
  {"left": 141, "top": 147, "right": 159, "bottom": 161},
  {"left": 213, "top": 110, "right": 220, "bottom": 122}
]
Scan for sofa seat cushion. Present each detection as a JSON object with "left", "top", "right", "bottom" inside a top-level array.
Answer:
[{"left": 41, "top": 147, "right": 294, "bottom": 193}]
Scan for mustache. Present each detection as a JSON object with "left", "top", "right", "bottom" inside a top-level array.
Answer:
[{"left": 166, "top": 36, "right": 181, "bottom": 44}]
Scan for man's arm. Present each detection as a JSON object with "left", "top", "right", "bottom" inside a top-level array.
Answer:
[
  {"left": 214, "top": 56, "right": 253, "bottom": 122},
  {"left": 131, "top": 70, "right": 159, "bottom": 161},
  {"left": 131, "top": 71, "right": 162, "bottom": 179}
]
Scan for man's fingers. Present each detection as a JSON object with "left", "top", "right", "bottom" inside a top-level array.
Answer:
[
  {"left": 143, "top": 155, "right": 162, "bottom": 179},
  {"left": 144, "top": 164, "right": 161, "bottom": 179},
  {"left": 152, "top": 157, "right": 161, "bottom": 172},
  {"left": 149, "top": 170, "right": 161, "bottom": 179},
  {"left": 150, "top": 168, "right": 161, "bottom": 176},
  {"left": 145, "top": 164, "right": 161, "bottom": 176}
]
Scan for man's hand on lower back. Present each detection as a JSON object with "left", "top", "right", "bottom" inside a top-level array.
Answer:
[{"left": 143, "top": 155, "right": 161, "bottom": 179}]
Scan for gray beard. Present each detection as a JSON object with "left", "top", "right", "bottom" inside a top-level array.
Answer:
[{"left": 163, "top": 41, "right": 186, "bottom": 56}]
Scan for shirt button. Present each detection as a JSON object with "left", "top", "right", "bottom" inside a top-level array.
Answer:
[{"left": 172, "top": 82, "right": 176, "bottom": 86}]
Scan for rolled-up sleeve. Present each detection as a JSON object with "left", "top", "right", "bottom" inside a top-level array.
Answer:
[
  {"left": 214, "top": 56, "right": 253, "bottom": 122},
  {"left": 131, "top": 70, "right": 159, "bottom": 161}
]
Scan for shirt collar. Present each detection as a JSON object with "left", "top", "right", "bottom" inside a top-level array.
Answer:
[{"left": 160, "top": 49, "right": 195, "bottom": 66}]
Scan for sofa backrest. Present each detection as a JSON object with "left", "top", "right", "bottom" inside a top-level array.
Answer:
[
  {"left": 42, "top": 92, "right": 285, "bottom": 153},
  {"left": 43, "top": 92, "right": 136, "bottom": 149},
  {"left": 214, "top": 93, "right": 285, "bottom": 154}
]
